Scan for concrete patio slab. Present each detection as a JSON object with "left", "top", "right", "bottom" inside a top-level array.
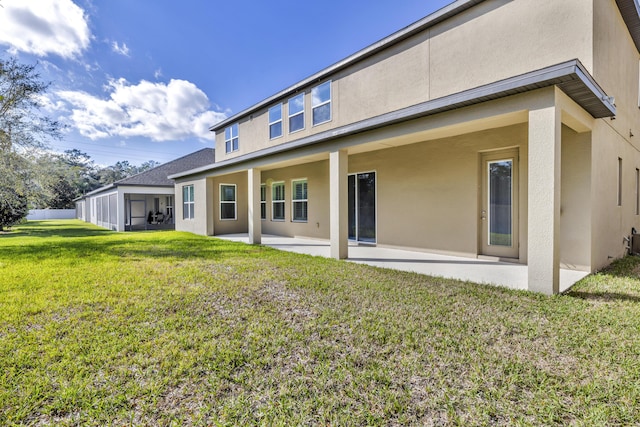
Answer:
[{"left": 216, "top": 234, "right": 589, "bottom": 293}]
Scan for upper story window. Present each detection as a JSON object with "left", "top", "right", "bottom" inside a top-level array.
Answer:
[
  {"left": 225, "top": 123, "right": 239, "bottom": 153},
  {"left": 269, "top": 104, "right": 283, "bottom": 139},
  {"left": 182, "top": 185, "right": 194, "bottom": 220},
  {"left": 312, "top": 81, "right": 331, "bottom": 126},
  {"left": 288, "top": 94, "right": 305, "bottom": 133}
]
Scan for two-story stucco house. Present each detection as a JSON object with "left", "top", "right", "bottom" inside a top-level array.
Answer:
[{"left": 170, "top": 0, "right": 640, "bottom": 295}]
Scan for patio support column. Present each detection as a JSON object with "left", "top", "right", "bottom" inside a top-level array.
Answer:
[
  {"left": 528, "top": 99, "right": 561, "bottom": 295},
  {"left": 330, "top": 149, "right": 348, "bottom": 259},
  {"left": 248, "top": 168, "right": 262, "bottom": 244}
]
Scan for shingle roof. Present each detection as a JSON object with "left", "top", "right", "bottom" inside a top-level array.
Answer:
[
  {"left": 82, "top": 148, "right": 215, "bottom": 198},
  {"left": 116, "top": 148, "right": 214, "bottom": 186}
]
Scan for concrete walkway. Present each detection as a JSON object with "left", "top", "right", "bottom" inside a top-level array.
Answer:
[{"left": 216, "top": 234, "right": 589, "bottom": 293}]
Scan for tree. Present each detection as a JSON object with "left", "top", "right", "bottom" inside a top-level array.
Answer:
[
  {"left": 0, "top": 57, "right": 62, "bottom": 151},
  {"left": 0, "top": 152, "right": 30, "bottom": 230},
  {"left": 0, "top": 57, "right": 63, "bottom": 223}
]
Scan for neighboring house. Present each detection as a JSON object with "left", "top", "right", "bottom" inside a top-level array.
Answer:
[
  {"left": 76, "top": 148, "right": 214, "bottom": 231},
  {"left": 170, "top": 0, "right": 640, "bottom": 295}
]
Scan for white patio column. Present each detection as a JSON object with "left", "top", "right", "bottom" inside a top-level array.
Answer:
[
  {"left": 117, "top": 189, "right": 126, "bottom": 232},
  {"left": 330, "top": 150, "right": 348, "bottom": 259},
  {"left": 247, "top": 168, "right": 262, "bottom": 244},
  {"left": 528, "top": 102, "right": 562, "bottom": 295}
]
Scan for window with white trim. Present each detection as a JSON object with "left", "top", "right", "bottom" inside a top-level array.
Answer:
[
  {"left": 225, "top": 123, "right": 239, "bottom": 153},
  {"left": 272, "top": 182, "right": 285, "bottom": 221},
  {"left": 312, "top": 81, "right": 331, "bottom": 126},
  {"left": 220, "top": 184, "right": 237, "bottom": 220},
  {"left": 182, "top": 185, "right": 194, "bottom": 220},
  {"left": 292, "top": 179, "right": 308, "bottom": 222},
  {"left": 288, "top": 94, "right": 304, "bottom": 133},
  {"left": 269, "top": 104, "right": 283, "bottom": 139},
  {"left": 260, "top": 184, "right": 266, "bottom": 220}
]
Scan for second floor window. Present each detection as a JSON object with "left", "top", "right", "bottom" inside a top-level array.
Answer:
[
  {"left": 269, "top": 104, "right": 283, "bottom": 139},
  {"left": 225, "top": 123, "right": 239, "bottom": 153},
  {"left": 312, "top": 81, "right": 331, "bottom": 126},
  {"left": 288, "top": 94, "right": 304, "bottom": 133}
]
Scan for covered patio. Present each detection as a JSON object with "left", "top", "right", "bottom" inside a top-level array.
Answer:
[{"left": 216, "top": 234, "right": 588, "bottom": 292}]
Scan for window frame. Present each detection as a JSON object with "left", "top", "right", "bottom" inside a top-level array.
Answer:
[
  {"left": 618, "top": 157, "right": 623, "bottom": 207},
  {"left": 219, "top": 183, "right": 237, "bottom": 221},
  {"left": 288, "top": 93, "right": 305, "bottom": 134},
  {"left": 225, "top": 123, "right": 239, "bottom": 153},
  {"left": 291, "top": 178, "right": 308, "bottom": 222},
  {"left": 182, "top": 184, "right": 194, "bottom": 220},
  {"left": 260, "top": 184, "right": 266, "bottom": 220},
  {"left": 269, "top": 104, "right": 283, "bottom": 140},
  {"left": 271, "top": 181, "right": 285, "bottom": 221},
  {"left": 311, "top": 81, "right": 332, "bottom": 126}
]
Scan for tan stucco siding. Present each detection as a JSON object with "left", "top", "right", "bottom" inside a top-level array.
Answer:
[
  {"left": 215, "top": 0, "right": 594, "bottom": 163},
  {"left": 430, "top": 0, "right": 593, "bottom": 99},
  {"left": 590, "top": 121, "right": 640, "bottom": 271},
  {"left": 174, "top": 179, "right": 213, "bottom": 235},
  {"left": 349, "top": 123, "right": 528, "bottom": 258},
  {"left": 589, "top": 0, "right": 640, "bottom": 271},
  {"left": 211, "top": 172, "right": 248, "bottom": 235},
  {"left": 560, "top": 127, "right": 592, "bottom": 271}
]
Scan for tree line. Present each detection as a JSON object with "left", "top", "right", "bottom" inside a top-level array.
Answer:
[{"left": 0, "top": 57, "right": 159, "bottom": 230}]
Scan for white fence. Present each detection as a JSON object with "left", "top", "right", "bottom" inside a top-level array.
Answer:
[{"left": 26, "top": 209, "right": 77, "bottom": 220}]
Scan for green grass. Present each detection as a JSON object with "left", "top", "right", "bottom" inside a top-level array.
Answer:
[{"left": 1, "top": 220, "right": 639, "bottom": 425}]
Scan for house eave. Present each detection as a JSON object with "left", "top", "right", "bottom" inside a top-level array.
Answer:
[
  {"left": 616, "top": 0, "right": 640, "bottom": 52},
  {"left": 209, "top": 0, "right": 486, "bottom": 133},
  {"left": 173, "top": 59, "right": 614, "bottom": 180}
]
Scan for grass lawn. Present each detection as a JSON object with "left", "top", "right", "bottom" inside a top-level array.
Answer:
[{"left": 1, "top": 221, "right": 639, "bottom": 426}]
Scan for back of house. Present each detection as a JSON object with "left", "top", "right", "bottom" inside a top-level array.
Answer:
[{"left": 172, "top": 0, "right": 639, "bottom": 294}]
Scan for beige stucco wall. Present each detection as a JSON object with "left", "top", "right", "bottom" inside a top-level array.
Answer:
[
  {"left": 215, "top": 0, "right": 594, "bottom": 163},
  {"left": 560, "top": 128, "right": 592, "bottom": 271},
  {"left": 211, "top": 172, "right": 248, "bottom": 235},
  {"left": 174, "top": 178, "right": 213, "bottom": 235},
  {"left": 589, "top": 0, "right": 640, "bottom": 270}
]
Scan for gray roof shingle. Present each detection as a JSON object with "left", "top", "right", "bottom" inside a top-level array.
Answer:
[{"left": 116, "top": 148, "right": 214, "bottom": 186}]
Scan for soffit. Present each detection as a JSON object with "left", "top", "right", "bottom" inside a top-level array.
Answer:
[
  {"left": 172, "top": 59, "right": 615, "bottom": 180},
  {"left": 616, "top": 0, "right": 640, "bottom": 52}
]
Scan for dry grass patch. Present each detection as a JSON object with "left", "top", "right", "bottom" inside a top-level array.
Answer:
[{"left": 0, "top": 220, "right": 639, "bottom": 425}]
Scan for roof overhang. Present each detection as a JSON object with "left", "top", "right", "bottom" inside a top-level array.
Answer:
[
  {"left": 210, "top": 0, "right": 486, "bottom": 133},
  {"left": 173, "top": 59, "right": 615, "bottom": 180},
  {"left": 84, "top": 183, "right": 116, "bottom": 197},
  {"left": 616, "top": 0, "right": 640, "bottom": 52}
]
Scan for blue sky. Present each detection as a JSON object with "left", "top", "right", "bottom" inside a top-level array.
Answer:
[{"left": 0, "top": 0, "right": 452, "bottom": 165}]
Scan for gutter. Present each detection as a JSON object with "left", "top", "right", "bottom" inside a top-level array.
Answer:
[{"left": 170, "top": 59, "right": 615, "bottom": 180}]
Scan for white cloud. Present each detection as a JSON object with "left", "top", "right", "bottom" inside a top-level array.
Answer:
[
  {"left": 154, "top": 68, "right": 163, "bottom": 79},
  {"left": 55, "top": 78, "right": 227, "bottom": 142},
  {"left": 111, "top": 41, "right": 130, "bottom": 57},
  {"left": 0, "top": 0, "right": 91, "bottom": 58}
]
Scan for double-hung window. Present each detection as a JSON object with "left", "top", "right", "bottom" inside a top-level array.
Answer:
[
  {"left": 269, "top": 104, "right": 283, "bottom": 139},
  {"left": 292, "top": 179, "right": 308, "bottom": 222},
  {"left": 182, "top": 185, "right": 194, "bottom": 220},
  {"left": 220, "top": 184, "right": 237, "bottom": 220},
  {"left": 260, "top": 184, "right": 266, "bottom": 220},
  {"left": 225, "top": 123, "right": 239, "bottom": 153},
  {"left": 272, "top": 182, "right": 285, "bottom": 221},
  {"left": 288, "top": 94, "right": 304, "bottom": 133},
  {"left": 312, "top": 81, "right": 331, "bottom": 126}
]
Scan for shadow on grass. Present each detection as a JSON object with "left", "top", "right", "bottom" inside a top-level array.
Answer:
[
  {"left": 0, "top": 221, "right": 264, "bottom": 262},
  {"left": 568, "top": 291, "right": 640, "bottom": 303}
]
